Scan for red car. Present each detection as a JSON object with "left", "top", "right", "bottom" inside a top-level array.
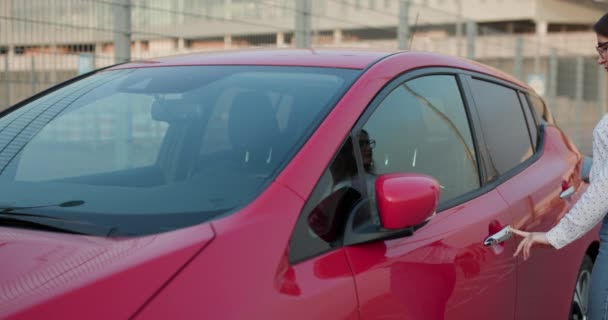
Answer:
[{"left": 0, "top": 49, "right": 598, "bottom": 319}]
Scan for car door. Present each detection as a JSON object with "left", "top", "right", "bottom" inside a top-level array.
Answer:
[
  {"left": 342, "top": 72, "right": 518, "bottom": 320},
  {"left": 466, "top": 78, "right": 588, "bottom": 320}
]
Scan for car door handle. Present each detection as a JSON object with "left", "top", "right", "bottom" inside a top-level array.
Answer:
[
  {"left": 560, "top": 186, "right": 575, "bottom": 199},
  {"left": 484, "top": 226, "right": 512, "bottom": 247}
]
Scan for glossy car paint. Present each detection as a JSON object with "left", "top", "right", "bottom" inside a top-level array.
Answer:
[
  {"left": 0, "top": 49, "right": 598, "bottom": 319},
  {"left": 134, "top": 181, "right": 360, "bottom": 319},
  {"left": 106, "top": 49, "right": 395, "bottom": 70},
  {"left": 375, "top": 173, "right": 440, "bottom": 229},
  {"left": 1, "top": 223, "right": 215, "bottom": 319},
  {"left": 345, "top": 190, "right": 517, "bottom": 319},
  {"left": 498, "top": 126, "right": 599, "bottom": 319}
]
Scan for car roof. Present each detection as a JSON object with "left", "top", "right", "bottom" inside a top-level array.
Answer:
[
  {"left": 106, "top": 48, "right": 529, "bottom": 89},
  {"left": 107, "top": 48, "right": 395, "bottom": 70}
]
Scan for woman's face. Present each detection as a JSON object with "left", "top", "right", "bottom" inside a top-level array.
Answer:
[
  {"left": 359, "top": 132, "right": 373, "bottom": 167},
  {"left": 597, "top": 33, "right": 608, "bottom": 70}
]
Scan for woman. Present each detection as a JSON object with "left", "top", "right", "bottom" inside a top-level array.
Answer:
[
  {"left": 512, "top": 12, "right": 608, "bottom": 319},
  {"left": 330, "top": 129, "right": 376, "bottom": 191}
]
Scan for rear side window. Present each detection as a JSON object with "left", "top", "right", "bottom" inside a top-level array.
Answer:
[{"left": 470, "top": 79, "right": 533, "bottom": 179}]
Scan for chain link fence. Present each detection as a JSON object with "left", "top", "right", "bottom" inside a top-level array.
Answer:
[{"left": 0, "top": 0, "right": 605, "bottom": 154}]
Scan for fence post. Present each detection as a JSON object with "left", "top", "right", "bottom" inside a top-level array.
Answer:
[
  {"left": 548, "top": 48, "right": 557, "bottom": 108},
  {"left": 295, "top": 0, "right": 312, "bottom": 48},
  {"left": 398, "top": 0, "right": 410, "bottom": 50},
  {"left": 456, "top": 0, "right": 463, "bottom": 56},
  {"left": 466, "top": 20, "right": 477, "bottom": 60},
  {"left": 49, "top": 0, "right": 57, "bottom": 85},
  {"left": 4, "top": 0, "right": 12, "bottom": 109},
  {"left": 113, "top": 0, "right": 131, "bottom": 64},
  {"left": 514, "top": 37, "right": 523, "bottom": 80},
  {"left": 575, "top": 56, "right": 584, "bottom": 148},
  {"left": 3, "top": 54, "right": 9, "bottom": 109},
  {"left": 225, "top": 0, "right": 232, "bottom": 20},
  {"left": 31, "top": 56, "right": 37, "bottom": 95},
  {"left": 224, "top": 35, "right": 232, "bottom": 49}
]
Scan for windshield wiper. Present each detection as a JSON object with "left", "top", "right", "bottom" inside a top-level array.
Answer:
[
  {"left": 0, "top": 200, "right": 117, "bottom": 236},
  {"left": 0, "top": 200, "right": 85, "bottom": 213}
]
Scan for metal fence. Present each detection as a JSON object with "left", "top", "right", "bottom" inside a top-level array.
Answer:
[{"left": 0, "top": 0, "right": 605, "bottom": 154}]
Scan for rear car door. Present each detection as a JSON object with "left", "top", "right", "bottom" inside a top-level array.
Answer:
[
  {"left": 466, "top": 77, "right": 591, "bottom": 320},
  {"left": 343, "top": 71, "right": 518, "bottom": 319}
]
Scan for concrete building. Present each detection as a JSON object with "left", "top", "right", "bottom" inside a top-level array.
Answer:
[
  {"left": 0, "top": 0, "right": 606, "bottom": 154},
  {"left": 0, "top": 0, "right": 603, "bottom": 61}
]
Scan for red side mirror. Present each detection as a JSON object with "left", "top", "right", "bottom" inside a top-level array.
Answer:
[{"left": 375, "top": 173, "right": 440, "bottom": 230}]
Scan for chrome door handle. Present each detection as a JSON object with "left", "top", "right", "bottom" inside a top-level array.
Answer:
[
  {"left": 484, "top": 226, "right": 512, "bottom": 247},
  {"left": 560, "top": 186, "right": 575, "bottom": 199}
]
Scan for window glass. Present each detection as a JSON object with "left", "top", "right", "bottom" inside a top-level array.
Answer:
[
  {"left": 470, "top": 79, "right": 533, "bottom": 177},
  {"left": 16, "top": 93, "right": 168, "bottom": 181},
  {"left": 289, "top": 137, "right": 368, "bottom": 263},
  {"left": 362, "top": 75, "right": 479, "bottom": 203},
  {"left": 519, "top": 92, "right": 538, "bottom": 149},
  {"left": 200, "top": 89, "right": 294, "bottom": 156},
  {"left": 0, "top": 66, "right": 359, "bottom": 236},
  {"left": 528, "top": 93, "right": 555, "bottom": 125}
]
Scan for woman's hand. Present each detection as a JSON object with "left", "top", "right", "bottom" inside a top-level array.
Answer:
[{"left": 511, "top": 228, "right": 551, "bottom": 260}]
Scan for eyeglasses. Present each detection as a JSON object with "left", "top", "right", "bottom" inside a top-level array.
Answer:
[
  {"left": 359, "top": 139, "right": 376, "bottom": 148},
  {"left": 596, "top": 40, "right": 608, "bottom": 57}
]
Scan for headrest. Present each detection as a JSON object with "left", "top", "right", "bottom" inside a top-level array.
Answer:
[{"left": 228, "top": 91, "right": 279, "bottom": 159}]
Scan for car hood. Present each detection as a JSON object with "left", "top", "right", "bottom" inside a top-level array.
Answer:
[{"left": 0, "top": 223, "right": 215, "bottom": 319}]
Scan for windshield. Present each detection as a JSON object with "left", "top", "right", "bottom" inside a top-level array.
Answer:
[{"left": 0, "top": 65, "right": 360, "bottom": 236}]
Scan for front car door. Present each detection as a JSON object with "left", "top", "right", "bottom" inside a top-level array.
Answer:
[{"left": 343, "top": 71, "right": 518, "bottom": 319}]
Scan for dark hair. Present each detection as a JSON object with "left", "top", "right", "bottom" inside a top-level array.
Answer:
[
  {"left": 594, "top": 12, "right": 608, "bottom": 37},
  {"left": 331, "top": 137, "right": 358, "bottom": 182}
]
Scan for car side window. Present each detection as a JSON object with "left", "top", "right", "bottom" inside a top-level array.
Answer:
[
  {"left": 289, "top": 137, "right": 367, "bottom": 263},
  {"left": 361, "top": 75, "right": 480, "bottom": 204},
  {"left": 470, "top": 79, "right": 533, "bottom": 179}
]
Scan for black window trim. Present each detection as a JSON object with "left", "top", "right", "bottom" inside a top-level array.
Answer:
[{"left": 517, "top": 91, "right": 539, "bottom": 148}]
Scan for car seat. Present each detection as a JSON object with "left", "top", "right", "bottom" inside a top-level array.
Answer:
[{"left": 228, "top": 90, "right": 280, "bottom": 174}]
